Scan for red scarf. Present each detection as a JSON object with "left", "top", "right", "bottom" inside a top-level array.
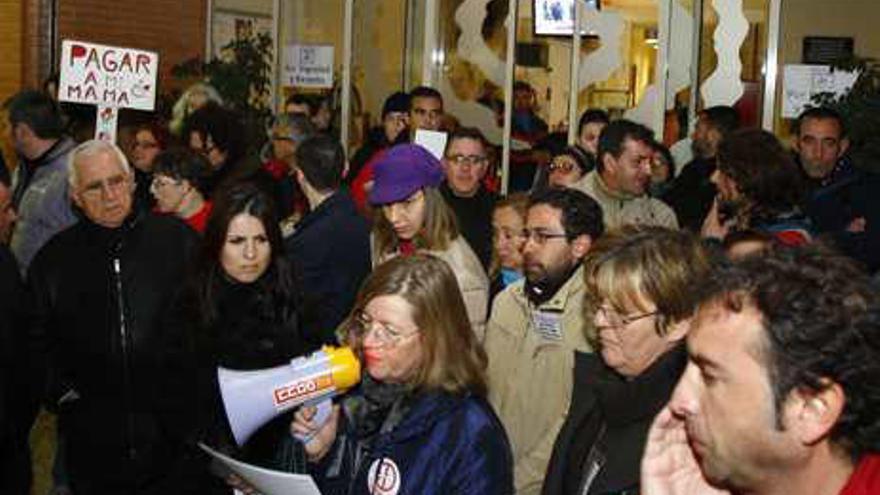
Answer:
[{"left": 398, "top": 239, "right": 417, "bottom": 257}]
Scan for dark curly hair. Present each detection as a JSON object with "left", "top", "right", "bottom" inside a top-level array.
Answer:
[
  {"left": 696, "top": 245, "right": 880, "bottom": 459},
  {"left": 716, "top": 129, "right": 805, "bottom": 226}
]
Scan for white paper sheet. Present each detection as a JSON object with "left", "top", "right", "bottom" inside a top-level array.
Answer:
[
  {"left": 782, "top": 64, "right": 859, "bottom": 118},
  {"left": 199, "top": 443, "right": 322, "bottom": 495},
  {"left": 414, "top": 130, "right": 448, "bottom": 160}
]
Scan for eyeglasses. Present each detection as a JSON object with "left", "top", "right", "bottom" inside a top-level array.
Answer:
[
  {"left": 596, "top": 305, "right": 658, "bottom": 329},
  {"left": 354, "top": 311, "right": 420, "bottom": 346},
  {"left": 78, "top": 174, "right": 130, "bottom": 200},
  {"left": 150, "top": 176, "right": 181, "bottom": 191},
  {"left": 549, "top": 159, "right": 576, "bottom": 174},
  {"left": 522, "top": 228, "right": 568, "bottom": 245},
  {"left": 446, "top": 154, "right": 487, "bottom": 167}
]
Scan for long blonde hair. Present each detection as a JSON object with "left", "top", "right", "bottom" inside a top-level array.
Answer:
[{"left": 372, "top": 187, "right": 460, "bottom": 257}]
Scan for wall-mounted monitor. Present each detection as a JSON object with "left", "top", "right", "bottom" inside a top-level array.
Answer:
[{"left": 534, "top": 0, "right": 601, "bottom": 37}]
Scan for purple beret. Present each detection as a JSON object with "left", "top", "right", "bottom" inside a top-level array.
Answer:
[{"left": 368, "top": 144, "right": 444, "bottom": 205}]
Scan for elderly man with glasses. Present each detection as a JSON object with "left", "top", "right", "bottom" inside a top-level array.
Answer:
[
  {"left": 485, "top": 187, "right": 604, "bottom": 494},
  {"left": 26, "top": 140, "right": 199, "bottom": 493}
]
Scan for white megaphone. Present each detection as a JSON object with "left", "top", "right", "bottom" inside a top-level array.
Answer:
[{"left": 218, "top": 346, "right": 361, "bottom": 446}]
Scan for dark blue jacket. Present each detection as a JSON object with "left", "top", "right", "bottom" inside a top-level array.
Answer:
[
  {"left": 314, "top": 391, "right": 513, "bottom": 495},
  {"left": 284, "top": 191, "right": 371, "bottom": 343},
  {"left": 806, "top": 170, "right": 880, "bottom": 273}
]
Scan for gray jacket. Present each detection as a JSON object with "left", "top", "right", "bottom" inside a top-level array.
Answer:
[{"left": 10, "top": 137, "right": 78, "bottom": 274}]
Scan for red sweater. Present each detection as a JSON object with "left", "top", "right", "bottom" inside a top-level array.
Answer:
[
  {"left": 183, "top": 201, "right": 213, "bottom": 234},
  {"left": 840, "top": 454, "right": 880, "bottom": 495}
]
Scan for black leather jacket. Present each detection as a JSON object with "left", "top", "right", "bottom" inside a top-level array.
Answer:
[{"left": 27, "top": 211, "right": 198, "bottom": 494}]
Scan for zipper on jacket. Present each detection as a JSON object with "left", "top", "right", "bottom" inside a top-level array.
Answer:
[{"left": 113, "top": 256, "right": 137, "bottom": 462}]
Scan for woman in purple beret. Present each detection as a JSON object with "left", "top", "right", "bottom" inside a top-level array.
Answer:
[{"left": 368, "top": 144, "right": 489, "bottom": 340}]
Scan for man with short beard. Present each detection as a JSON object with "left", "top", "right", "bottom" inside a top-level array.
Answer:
[
  {"left": 485, "top": 188, "right": 604, "bottom": 494},
  {"left": 663, "top": 106, "right": 739, "bottom": 232},
  {"left": 795, "top": 107, "right": 880, "bottom": 273}
]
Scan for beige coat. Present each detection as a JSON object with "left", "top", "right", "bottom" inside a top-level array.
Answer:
[
  {"left": 371, "top": 234, "right": 489, "bottom": 340},
  {"left": 484, "top": 266, "right": 594, "bottom": 494},
  {"left": 573, "top": 170, "right": 679, "bottom": 230}
]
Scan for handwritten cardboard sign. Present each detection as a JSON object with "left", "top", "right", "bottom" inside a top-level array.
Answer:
[{"left": 59, "top": 40, "right": 159, "bottom": 111}]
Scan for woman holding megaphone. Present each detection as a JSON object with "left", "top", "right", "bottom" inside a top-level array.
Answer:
[{"left": 292, "top": 254, "right": 513, "bottom": 494}]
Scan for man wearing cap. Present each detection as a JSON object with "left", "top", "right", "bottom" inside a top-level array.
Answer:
[
  {"left": 349, "top": 91, "right": 411, "bottom": 186},
  {"left": 349, "top": 92, "right": 413, "bottom": 213},
  {"left": 368, "top": 143, "right": 489, "bottom": 339},
  {"left": 351, "top": 87, "right": 447, "bottom": 214}
]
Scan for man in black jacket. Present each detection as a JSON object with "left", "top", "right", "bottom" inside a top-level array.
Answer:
[
  {"left": 285, "top": 135, "right": 371, "bottom": 343},
  {"left": 27, "top": 140, "right": 198, "bottom": 494},
  {"left": 440, "top": 127, "right": 496, "bottom": 270},
  {"left": 0, "top": 243, "right": 30, "bottom": 495},
  {"left": 663, "top": 106, "right": 739, "bottom": 231}
]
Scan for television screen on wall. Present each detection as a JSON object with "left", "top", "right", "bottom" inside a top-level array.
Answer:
[{"left": 534, "top": 0, "right": 601, "bottom": 36}]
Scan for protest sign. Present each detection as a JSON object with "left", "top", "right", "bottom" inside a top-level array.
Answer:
[{"left": 59, "top": 40, "right": 159, "bottom": 142}]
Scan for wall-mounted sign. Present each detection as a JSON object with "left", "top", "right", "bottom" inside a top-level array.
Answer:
[
  {"left": 59, "top": 40, "right": 158, "bottom": 111},
  {"left": 283, "top": 44, "right": 334, "bottom": 89},
  {"left": 803, "top": 37, "right": 854, "bottom": 65}
]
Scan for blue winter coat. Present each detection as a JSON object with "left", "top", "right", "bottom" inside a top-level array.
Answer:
[{"left": 313, "top": 390, "right": 513, "bottom": 495}]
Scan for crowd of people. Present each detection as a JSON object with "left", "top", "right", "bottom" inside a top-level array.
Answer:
[{"left": 1, "top": 79, "right": 879, "bottom": 495}]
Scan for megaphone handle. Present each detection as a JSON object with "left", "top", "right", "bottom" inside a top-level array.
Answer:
[{"left": 293, "top": 399, "right": 333, "bottom": 443}]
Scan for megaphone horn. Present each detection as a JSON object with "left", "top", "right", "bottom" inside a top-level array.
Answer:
[{"left": 218, "top": 346, "right": 361, "bottom": 446}]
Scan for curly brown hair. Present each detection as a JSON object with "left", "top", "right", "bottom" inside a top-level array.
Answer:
[{"left": 696, "top": 245, "right": 880, "bottom": 459}]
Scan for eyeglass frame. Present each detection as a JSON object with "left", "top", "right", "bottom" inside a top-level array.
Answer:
[
  {"left": 150, "top": 175, "right": 182, "bottom": 191},
  {"left": 596, "top": 305, "right": 659, "bottom": 330},
  {"left": 353, "top": 310, "right": 420, "bottom": 346},
  {"left": 522, "top": 228, "right": 569, "bottom": 245},
  {"left": 77, "top": 173, "right": 131, "bottom": 200},
  {"left": 445, "top": 154, "right": 488, "bottom": 167},
  {"left": 548, "top": 158, "right": 577, "bottom": 174}
]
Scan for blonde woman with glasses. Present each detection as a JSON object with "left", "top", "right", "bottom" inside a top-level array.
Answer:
[{"left": 543, "top": 225, "right": 711, "bottom": 495}]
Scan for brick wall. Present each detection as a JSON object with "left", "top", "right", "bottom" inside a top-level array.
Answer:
[
  {"left": 57, "top": 0, "right": 208, "bottom": 94},
  {"left": 0, "top": 0, "right": 23, "bottom": 103}
]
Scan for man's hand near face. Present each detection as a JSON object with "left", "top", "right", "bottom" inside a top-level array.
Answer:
[{"left": 641, "top": 406, "right": 730, "bottom": 495}]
